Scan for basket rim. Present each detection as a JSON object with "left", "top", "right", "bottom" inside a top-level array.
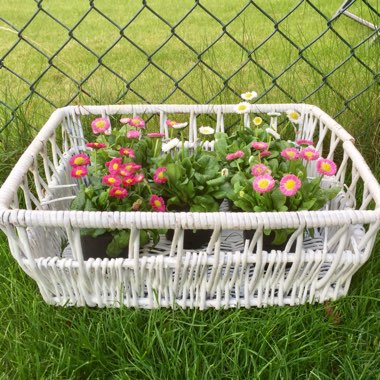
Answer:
[{"left": 1, "top": 208, "right": 379, "bottom": 230}]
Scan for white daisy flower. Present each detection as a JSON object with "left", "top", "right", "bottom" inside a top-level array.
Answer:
[
  {"left": 286, "top": 110, "right": 302, "bottom": 124},
  {"left": 171, "top": 122, "right": 188, "bottom": 129},
  {"left": 266, "top": 127, "right": 281, "bottom": 140},
  {"left": 253, "top": 116, "right": 262, "bottom": 126},
  {"left": 241, "top": 91, "right": 258, "bottom": 101},
  {"left": 221, "top": 168, "right": 229, "bottom": 177},
  {"left": 199, "top": 126, "right": 215, "bottom": 135},
  {"left": 162, "top": 138, "right": 180, "bottom": 152},
  {"left": 235, "top": 102, "right": 251, "bottom": 114}
]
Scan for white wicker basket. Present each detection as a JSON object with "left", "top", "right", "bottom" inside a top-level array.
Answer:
[{"left": 0, "top": 104, "right": 379, "bottom": 309}]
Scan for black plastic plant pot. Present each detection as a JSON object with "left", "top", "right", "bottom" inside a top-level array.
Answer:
[
  {"left": 243, "top": 230, "right": 297, "bottom": 252},
  {"left": 165, "top": 229, "right": 213, "bottom": 250},
  {"left": 80, "top": 233, "right": 128, "bottom": 260}
]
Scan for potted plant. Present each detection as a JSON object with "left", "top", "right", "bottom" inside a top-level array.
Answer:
[
  {"left": 69, "top": 116, "right": 163, "bottom": 259},
  {"left": 149, "top": 125, "right": 227, "bottom": 249},
  {"left": 215, "top": 95, "right": 341, "bottom": 250}
]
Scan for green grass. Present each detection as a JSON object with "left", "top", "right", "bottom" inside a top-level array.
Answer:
[{"left": 0, "top": 0, "right": 380, "bottom": 378}]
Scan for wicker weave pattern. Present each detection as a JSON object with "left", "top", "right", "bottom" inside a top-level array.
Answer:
[{"left": 0, "top": 104, "right": 379, "bottom": 308}]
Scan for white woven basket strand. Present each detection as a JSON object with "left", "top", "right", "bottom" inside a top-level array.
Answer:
[{"left": 0, "top": 104, "right": 379, "bottom": 308}]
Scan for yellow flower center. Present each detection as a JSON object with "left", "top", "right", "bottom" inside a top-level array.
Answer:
[
  {"left": 253, "top": 117, "right": 262, "bottom": 125},
  {"left": 112, "top": 164, "right": 119, "bottom": 170},
  {"left": 305, "top": 152, "right": 313, "bottom": 158},
  {"left": 96, "top": 121, "right": 105, "bottom": 128},
  {"left": 154, "top": 200, "right": 162, "bottom": 207},
  {"left": 132, "top": 118, "right": 140, "bottom": 125},
  {"left": 115, "top": 190, "right": 122, "bottom": 195},
  {"left": 321, "top": 163, "right": 331, "bottom": 171},
  {"left": 109, "top": 178, "right": 116, "bottom": 183},
  {"left": 238, "top": 105, "right": 247, "bottom": 111},
  {"left": 158, "top": 172, "right": 164, "bottom": 179},
  {"left": 258, "top": 179, "right": 269, "bottom": 189},
  {"left": 290, "top": 112, "right": 299, "bottom": 120},
  {"left": 288, "top": 151, "right": 295, "bottom": 158},
  {"left": 74, "top": 157, "right": 85, "bottom": 165},
  {"left": 76, "top": 170, "right": 83, "bottom": 176},
  {"left": 284, "top": 180, "right": 296, "bottom": 190}
]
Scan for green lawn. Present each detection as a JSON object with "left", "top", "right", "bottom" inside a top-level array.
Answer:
[{"left": 0, "top": 0, "right": 379, "bottom": 378}]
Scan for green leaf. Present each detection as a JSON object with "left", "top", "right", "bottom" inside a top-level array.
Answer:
[
  {"left": 71, "top": 189, "right": 86, "bottom": 211},
  {"left": 84, "top": 199, "right": 97, "bottom": 212},
  {"left": 190, "top": 204, "right": 207, "bottom": 212},
  {"left": 206, "top": 176, "right": 226, "bottom": 186},
  {"left": 98, "top": 191, "right": 109, "bottom": 207},
  {"left": 106, "top": 230, "right": 130, "bottom": 257},
  {"left": 166, "top": 163, "right": 182, "bottom": 183},
  {"left": 271, "top": 188, "right": 286, "bottom": 211}
]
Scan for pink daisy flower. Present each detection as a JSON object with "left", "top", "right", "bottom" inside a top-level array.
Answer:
[
  {"left": 118, "top": 165, "right": 131, "bottom": 177},
  {"left": 316, "top": 159, "right": 337, "bottom": 176},
  {"left": 300, "top": 147, "right": 319, "bottom": 161},
  {"left": 153, "top": 167, "right": 167, "bottom": 184},
  {"left": 85, "top": 142, "right": 106, "bottom": 149},
  {"left": 128, "top": 116, "right": 145, "bottom": 128},
  {"left": 166, "top": 119, "right": 178, "bottom": 127},
  {"left": 91, "top": 118, "right": 111, "bottom": 134},
  {"left": 258, "top": 151, "right": 272, "bottom": 159},
  {"left": 120, "top": 117, "right": 131, "bottom": 124},
  {"left": 251, "top": 164, "right": 271, "bottom": 176},
  {"left": 147, "top": 132, "right": 165, "bottom": 138},
  {"left": 106, "top": 158, "right": 123, "bottom": 174},
  {"left": 296, "top": 139, "right": 314, "bottom": 146},
  {"left": 280, "top": 174, "right": 302, "bottom": 196},
  {"left": 122, "top": 176, "right": 137, "bottom": 187},
  {"left": 124, "top": 162, "right": 142, "bottom": 174},
  {"left": 69, "top": 153, "right": 90, "bottom": 167},
  {"left": 71, "top": 166, "right": 88, "bottom": 178},
  {"left": 134, "top": 173, "right": 145, "bottom": 183},
  {"left": 252, "top": 174, "right": 275, "bottom": 194},
  {"left": 119, "top": 147, "right": 135, "bottom": 158},
  {"left": 226, "top": 150, "right": 245, "bottom": 161},
  {"left": 150, "top": 195, "right": 166, "bottom": 212},
  {"left": 109, "top": 187, "right": 128, "bottom": 199},
  {"left": 281, "top": 148, "right": 300, "bottom": 161},
  {"left": 127, "top": 130, "right": 141, "bottom": 139},
  {"left": 102, "top": 174, "right": 121, "bottom": 187},
  {"left": 251, "top": 141, "right": 269, "bottom": 151}
]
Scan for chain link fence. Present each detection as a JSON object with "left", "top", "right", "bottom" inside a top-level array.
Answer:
[{"left": 0, "top": 0, "right": 379, "bottom": 133}]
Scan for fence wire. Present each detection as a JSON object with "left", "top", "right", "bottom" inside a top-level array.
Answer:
[{"left": 0, "top": 0, "right": 379, "bottom": 132}]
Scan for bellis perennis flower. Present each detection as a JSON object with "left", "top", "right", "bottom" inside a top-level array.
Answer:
[
  {"left": 317, "top": 158, "right": 337, "bottom": 176},
  {"left": 91, "top": 118, "right": 111, "bottom": 134},
  {"left": 69, "top": 153, "right": 90, "bottom": 167},
  {"left": 286, "top": 110, "right": 302, "bottom": 124},
  {"left": 166, "top": 120, "right": 188, "bottom": 129},
  {"left": 199, "top": 126, "right": 215, "bottom": 135},
  {"left": 252, "top": 175, "right": 275, "bottom": 194},
  {"left": 153, "top": 167, "right": 167, "bottom": 184},
  {"left": 226, "top": 150, "right": 244, "bottom": 161},
  {"left": 251, "top": 163, "right": 271, "bottom": 176},
  {"left": 109, "top": 187, "right": 128, "bottom": 199},
  {"left": 251, "top": 141, "right": 268, "bottom": 151},
  {"left": 71, "top": 166, "right": 88, "bottom": 178},
  {"left": 235, "top": 102, "right": 251, "bottom": 114},
  {"left": 280, "top": 174, "right": 302, "bottom": 196},
  {"left": 241, "top": 91, "right": 258, "bottom": 101},
  {"left": 150, "top": 195, "right": 166, "bottom": 212}
]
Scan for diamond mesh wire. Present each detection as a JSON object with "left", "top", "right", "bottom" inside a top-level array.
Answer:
[{"left": 0, "top": 0, "right": 379, "bottom": 132}]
